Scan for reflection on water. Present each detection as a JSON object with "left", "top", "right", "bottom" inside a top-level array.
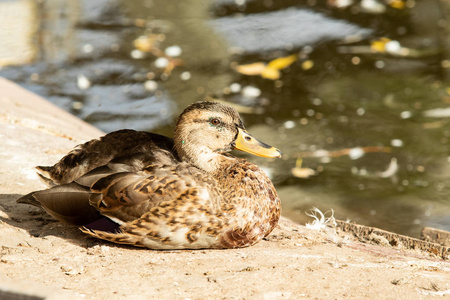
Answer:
[
  {"left": 211, "top": 8, "right": 372, "bottom": 54},
  {"left": 0, "top": 0, "right": 449, "bottom": 238}
]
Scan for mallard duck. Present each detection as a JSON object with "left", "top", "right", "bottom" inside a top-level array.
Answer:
[{"left": 18, "top": 101, "right": 282, "bottom": 249}]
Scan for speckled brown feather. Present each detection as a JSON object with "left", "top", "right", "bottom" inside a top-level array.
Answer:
[
  {"left": 18, "top": 101, "right": 281, "bottom": 249},
  {"left": 37, "top": 130, "right": 177, "bottom": 185}
]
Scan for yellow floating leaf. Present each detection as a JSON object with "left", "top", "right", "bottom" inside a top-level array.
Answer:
[
  {"left": 134, "top": 35, "right": 158, "bottom": 52},
  {"left": 388, "top": 0, "right": 405, "bottom": 9},
  {"left": 261, "top": 67, "right": 280, "bottom": 80},
  {"left": 295, "top": 157, "right": 303, "bottom": 168},
  {"left": 301, "top": 60, "right": 314, "bottom": 70},
  {"left": 267, "top": 54, "right": 298, "bottom": 70},
  {"left": 370, "top": 37, "right": 391, "bottom": 53},
  {"left": 235, "top": 62, "right": 266, "bottom": 76}
]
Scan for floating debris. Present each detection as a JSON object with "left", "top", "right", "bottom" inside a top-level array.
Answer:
[
  {"left": 377, "top": 157, "right": 398, "bottom": 178},
  {"left": 356, "top": 107, "right": 365, "bottom": 115},
  {"left": 154, "top": 57, "right": 169, "bottom": 68},
  {"left": 400, "top": 111, "right": 412, "bottom": 119},
  {"left": 352, "top": 157, "right": 398, "bottom": 181},
  {"left": 291, "top": 167, "right": 317, "bottom": 178},
  {"left": 360, "top": 0, "right": 386, "bottom": 14},
  {"left": 82, "top": 44, "right": 94, "bottom": 54},
  {"left": 77, "top": 74, "right": 91, "bottom": 90},
  {"left": 72, "top": 101, "right": 83, "bottom": 110},
  {"left": 153, "top": 57, "right": 183, "bottom": 76},
  {"left": 301, "top": 60, "right": 314, "bottom": 70},
  {"left": 266, "top": 54, "right": 299, "bottom": 71},
  {"left": 165, "top": 45, "right": 182, "bottom": 57},
  {"left": 134, "top": 35, "right": 161, "bottom": 54},
  {"left": 388, "top": 0, "right": 406, "bottom": 9},
  {"left": 283, "top": 120, "right": 296, "bottom": 129},
  {"left": 30, "top": 73, "right": 39, "bottom": 81},
  {"left": 242, "top": 85, "right": 261, "bottom": 98},
  {"left": 235, "top": 62, "right": 266, "bottom": 76},
  {"left": 133, "top": 35, "right": 184, "bottom": 76},
  {"left": 338, "top": 37, "right": 439, "bottom": 58},
  {"left": 390, "top": 139, "right": 403, "bottom": 147},
  {"left": 327, "top": 0, "right": 354, "bottom": 9},
  {"left": 130, "top": 49, "right": 146, "bottom": 59},
  {"left": 291, "top": 158, "right": 317, "bottom": 178},
  {"left": 180, "top": 71, "right": 191, "bottom": 81},
  {"left": 229, "top": 83, "right": 242, "bottom": 93},
  {"left": 297, "top": 146, "right": 392, "bottom": 159},
  {"left": 144, "top": 80, "right": 158, "bottom": 92},
  {"left": 348, "top": 147, "right": 364, "bottom": 160},
  {"left": 423, "top": 107, "right": 450, "bottom": 118},
  {"left": 370, "top": 38, "right": 405, "bottom": 55},
  {"left": 384, "top": 40, "right": 401, "bottom": 54},
  {"left": 422, "top": 121, "right": 445, "bottom": 129},
  {"left": 235, "top": 54, "right": 299, "bottom": 80}
]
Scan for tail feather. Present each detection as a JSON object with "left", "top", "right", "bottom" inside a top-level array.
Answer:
[
  {"left": 36, "top": 166, "right": 57, "bottom": 187},
  {"left": 16, "top": 191, "right": 43, "bottom": 207},
  {"left": 17, "top": 183, "right": 103, "bottom": 227}
]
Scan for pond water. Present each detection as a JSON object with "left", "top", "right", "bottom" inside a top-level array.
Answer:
[{"left": 1, "top": 0, "right": 449, "bottom": 238}]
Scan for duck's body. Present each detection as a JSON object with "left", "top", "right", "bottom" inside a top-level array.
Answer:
[{"left": 18, "top": 101, "right": 281, "bottom": 249}]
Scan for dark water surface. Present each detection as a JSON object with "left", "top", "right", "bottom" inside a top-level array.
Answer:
[{"left": 1, "top": 0, "right": 449, "bottom": 238}]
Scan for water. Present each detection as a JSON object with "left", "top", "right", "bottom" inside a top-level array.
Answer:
[{"left": 0, "top": 0, "right": 449, "bottom": 238}]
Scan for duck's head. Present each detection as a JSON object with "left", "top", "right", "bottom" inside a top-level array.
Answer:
[{"left": 174, "top": 101, "right": 282, "bottom": 173}]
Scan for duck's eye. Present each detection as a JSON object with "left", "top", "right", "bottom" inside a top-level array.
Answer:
[{"left": 209, "top": 117, "right": 221, "bottom": 126}]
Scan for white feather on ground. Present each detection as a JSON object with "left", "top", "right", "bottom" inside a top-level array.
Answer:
[{"left": 305, "top": 207, "right": 337, "bottom": 230}]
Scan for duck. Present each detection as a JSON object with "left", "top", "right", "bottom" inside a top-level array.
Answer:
[{"left": 18, "top": 101, "right": 282, "bottom": 249}]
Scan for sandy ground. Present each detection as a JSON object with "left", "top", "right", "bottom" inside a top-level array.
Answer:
[{"left": 0, "top": 77, "right": 449, "bottom": 299}]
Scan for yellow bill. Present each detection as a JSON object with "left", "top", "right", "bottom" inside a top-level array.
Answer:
[{"left": 234, "top": 128, "right": 282, "bottom": 158}]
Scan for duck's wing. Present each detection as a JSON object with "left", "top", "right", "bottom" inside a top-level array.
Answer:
[
  {"left": 38, "top": 129, "right": 178, "bottom": 186},
  {"left": 87, "top": 163, "right": 218, "bottom": 219},
  {"left": 18, "top": 163, "right": 219, "bottom": 233}
]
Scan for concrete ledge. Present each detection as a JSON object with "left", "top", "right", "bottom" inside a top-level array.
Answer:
[
  {"left": 0, "top": 276, "right": 83, "bottom": 300},
  {"left": 0, "top": 77, "right": 104, "bottom": 194},
  {"left": 0, "top": 77, "right": 449, "bottom": 299}
]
